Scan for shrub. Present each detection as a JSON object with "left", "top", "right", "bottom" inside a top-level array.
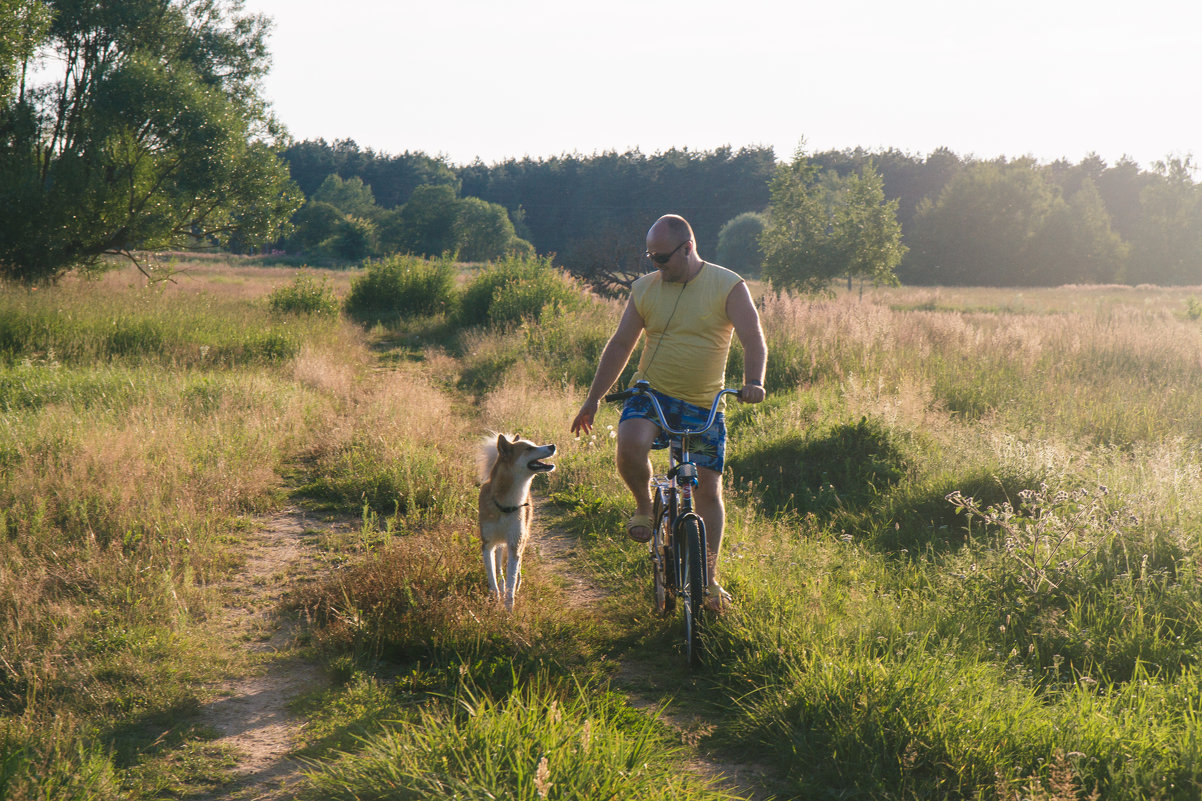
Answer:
[
  {"left": 267, "top": 273, "right": 340, "bottom": 316},
  {"left": 505, "top": 236, "right": 535, "bottom": 257},
  {"left": 521, "top": 302, "right": 614, "bottom": 387},
  {"left": 716, "top": 211, "right": 766, "bottom": 276},
  {"left": 945, "top": 483, "right": 1201, "bottom": 685},
  {"left": 330, "top": 215, "right": 377, "bottom": 261},
  {"left": 459, "top": 255, "right": 583, "bottom": 327},
  {"left": 452, "top": 197, "right": 530, "bottom": 262},
  {"left": 284, "top": 200, "right": 343, "bottom": 254},
  {"left": 728, "top": 414, "right": 911, "bottom": 518},
  {"left": 1185, "top": 296, "right": 1202, "bottom": 321},
  {"left": 344, "top": 254, "right": 458, "bottom": 323}
]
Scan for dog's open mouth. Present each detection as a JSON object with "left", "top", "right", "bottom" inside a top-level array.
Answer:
[{"left": 527, "top": 445, "right": 556, "bottom": 472}]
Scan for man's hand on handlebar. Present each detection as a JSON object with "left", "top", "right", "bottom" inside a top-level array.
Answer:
[{"left": 739, "top": 382, "right": 766, "bottom": 404}]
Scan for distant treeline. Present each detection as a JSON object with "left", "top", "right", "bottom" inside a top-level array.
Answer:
[{"left": 282, "top": 138, "right": 1202, "bottom": 287}]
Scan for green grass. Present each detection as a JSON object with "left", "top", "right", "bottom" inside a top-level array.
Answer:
[
  {"left": 7, "top": 262, "right": 1202, "bottom": 799},
  {"left": 0, "top": 264, "right": 356, "bottom": 798},
  {"left": 0, "top": 285, "right": 338, "bottom": 368},
  {"left": 302, "top": 673, "right": 729, "bottom": 801},
  {"left": 267, "top": 272, "right": 341, "bottom": 316}
]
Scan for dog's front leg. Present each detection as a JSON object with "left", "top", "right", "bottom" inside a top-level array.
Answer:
[
  {"left": 482, "top": 543, "right": 503, "bottom": 601},
  {"left": 504, "top": 546, "right": 522, "bottom": 611}
]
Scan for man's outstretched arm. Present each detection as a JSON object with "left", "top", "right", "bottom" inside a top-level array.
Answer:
[{"left": 571, "top": 299, "right": 645, "bottom": 435}]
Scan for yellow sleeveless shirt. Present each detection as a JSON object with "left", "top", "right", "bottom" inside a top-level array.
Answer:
[{"left": 630, "top": 261, "right": 744, "bottom": 407}]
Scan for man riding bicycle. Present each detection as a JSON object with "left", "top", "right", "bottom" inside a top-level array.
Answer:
[{"left": 570, "top": 214, "right": 767, "bottom": 610}]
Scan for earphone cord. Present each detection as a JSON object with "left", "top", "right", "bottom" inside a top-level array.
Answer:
[{"left": 639, "top": 264, "right": 697, "bottom": 382}]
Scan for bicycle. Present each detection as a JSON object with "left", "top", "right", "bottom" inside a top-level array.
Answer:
[{"left": 605, "top": 379, "right": 740, "bottom": 666}]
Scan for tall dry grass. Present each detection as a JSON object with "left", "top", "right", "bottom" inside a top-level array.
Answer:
[
  {"left": 295, "top": 364, "right": 476, "bottom": 518},
  {"left": 0, "top": 263, "right": 367, "bottom": 797},
  {"left": 758, "top": 288, "right": 1202, "bottom": 445}
]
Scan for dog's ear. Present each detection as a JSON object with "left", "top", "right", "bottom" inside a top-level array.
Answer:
[{"left": 496, "top": 433, "right": 512, "bottom": 454}]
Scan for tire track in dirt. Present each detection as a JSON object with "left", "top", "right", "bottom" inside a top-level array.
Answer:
[
  {"left": 195, "top": 508, "right": 335, "bottom": 801},
  {"left": 532, "top": 513, "right": 781, "bottom": 801}
]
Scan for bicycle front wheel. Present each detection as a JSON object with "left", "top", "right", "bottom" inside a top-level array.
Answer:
[
  {"left": 651, "top": 489, "right": 673, "bottom": 616},
  {"left": 679, "top": 515, "right": 706, "bottom": 666}
]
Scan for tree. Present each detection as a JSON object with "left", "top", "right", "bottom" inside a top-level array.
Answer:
[
  {"left": 1064, "top": 180, "right": 1129, "bottom": 283},
  {"left": 761, "top": 151, "right": 905, "bottom": 293},
  {"left": 1024, "top": 179, "right": 1128, "bottom": 284},
  {"left": 456, "top": 145, "right": 775, "bottom": 281},
  {"left": 904, "top": 160, "right": 1060, "bottom": 285},
  {"left": 809, "top": 145, "right": 964, "bottom": 241},
  {"left": 284, "top": 201, "right": 342, "bottom": 253},
  {"left": 451, "top": 196, "right": 530, "bottom": 262},
  {"left": 281, "top": 138, "right": 457, "bottom": 207},
  {"left": 0, "top": 1, "right": 50, "bottom": 98},
  {"left": 836, "top": 166, "right": 907, "bottom": 288},
  {"left": 329, "top": 215, "right": 376, "bottom": 262},
  {"left": 395, "top": 184, "right": 458, "bottom": 256},
  {"left": 312, "top": 174, "right": 377, "bottom": 218},
  {"left": 1095, "top": 156, "right": 1150, "bottom": 242},
  {"left": 1128, "top": 157, "right": 1202, "bottom": 285},
  {"left": 716, "top": 211, "right": 766, "bottom": 276},
  {"left": 0, "top": 0, "right": 301, "bottom": 282},
  {"left": 374, "top": 207, "right": 410, "bottom": 255}
]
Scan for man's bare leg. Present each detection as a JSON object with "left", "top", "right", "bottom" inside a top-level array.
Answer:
[
  {"left": 616, "top": 417, "right": 659, "bottom": 540},
  {"left": 694, "top": 466, "right": 725, "bottom": 583}
]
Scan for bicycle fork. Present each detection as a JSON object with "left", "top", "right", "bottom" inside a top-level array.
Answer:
[{"left": 672, "top": 463, "right": 709, "bottom": 598}]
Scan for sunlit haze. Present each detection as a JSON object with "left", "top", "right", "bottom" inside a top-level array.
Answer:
[{"left": 242, "top": 0, "right": 1202, "bottom": 168}]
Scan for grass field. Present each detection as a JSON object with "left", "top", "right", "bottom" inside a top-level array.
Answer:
[{"left": 2, "top": 258, "right": 1202, "bottom": 799}]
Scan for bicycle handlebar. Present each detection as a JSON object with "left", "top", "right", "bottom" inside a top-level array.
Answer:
[{"left": 604, "top": 380, "right": 740, "bottom": 438}]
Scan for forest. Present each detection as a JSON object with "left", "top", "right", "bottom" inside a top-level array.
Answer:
[
  {"left": 3, "top": 0, "right": 1198, "bottom": 289},
  {"left": 281, "top": 138, "right": 1199, "bottom": 288}
]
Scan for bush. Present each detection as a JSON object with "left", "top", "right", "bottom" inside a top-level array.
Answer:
[
  {"left": 330, "top": 215, "right": 377, "bottom": 261},
  {"left": 452, "top": 197, "right": 532, "bottom": 262},
  {"left": 728, "top": 414, "right": 911, "bottom": 518},
  {"left": 459, "top": 255, "right": 583, "bottom": 327},
  {"left": 267, "top": 273, "right": 340, "bottom": 316},
  {"left": 716, "top": 211, "right": 766, "bottom": 276},
  {"left": 344, "top": 255, "right": 458, "bottom": 323},
  {"left": 946, "top": 483, "right": 1201, "bottom": 685},
  {"left": 284, "top": 200, "right": 343, "bottom": 254},
  {"left": 505, "top": 236, "right": 535, "bottom": 257}
]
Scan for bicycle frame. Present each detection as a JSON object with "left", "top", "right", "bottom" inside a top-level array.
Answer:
[
  {"left": 606, "top": 380, "right": 740, "bottom": 665},
  {"left": 650, "top": 424, "right": 706, "bottom": 599}
]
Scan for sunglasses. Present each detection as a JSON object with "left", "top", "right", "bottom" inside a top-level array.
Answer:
[{"left": 645, "top": 240, "right": 688, "bottom": 265}]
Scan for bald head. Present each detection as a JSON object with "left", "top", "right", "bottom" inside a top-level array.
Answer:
[
  {"left": 646, "top": 214, "right": 703, "bottom": 282},
  {"left": 647, "top": 214, "right": 695, "bottom": 247}
]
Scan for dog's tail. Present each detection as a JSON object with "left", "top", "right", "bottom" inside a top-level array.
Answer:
[{"left": 476, "top": 431, "right": 517, "bottom": 483}]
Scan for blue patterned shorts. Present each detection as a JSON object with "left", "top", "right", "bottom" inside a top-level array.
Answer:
[{"left": 619, "top": 387, "right": 726, "bottom": 473}]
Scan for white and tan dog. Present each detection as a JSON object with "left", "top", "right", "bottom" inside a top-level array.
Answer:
[{"left": 477, "top": 433, "right": 556, "bottom": 610}]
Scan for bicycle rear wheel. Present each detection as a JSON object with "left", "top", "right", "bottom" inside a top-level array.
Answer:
[{"left": 679, "top": 515, "right": 706, "bottom": 666}]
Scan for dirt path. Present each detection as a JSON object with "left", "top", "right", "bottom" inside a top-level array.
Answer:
[
  {"left": 531, "top": 514, "right": 781, "bottom": 801},
  {"left": 190, "top": 504, "right": 778, "bottom": 799},
  {"left": 196, "top": 508, "right": 334, "bottom": 801}
]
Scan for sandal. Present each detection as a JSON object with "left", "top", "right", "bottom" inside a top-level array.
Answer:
[
  {"left": 705, "top": 581, "right": 732, "bottom": 612},
  {"left": 625, "top": 514, "right": 653, "bottom": 543}
]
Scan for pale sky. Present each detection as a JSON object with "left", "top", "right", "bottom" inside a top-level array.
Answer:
[{"left": 242, "top": 0, "right": 1202, "bottom": 169}]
